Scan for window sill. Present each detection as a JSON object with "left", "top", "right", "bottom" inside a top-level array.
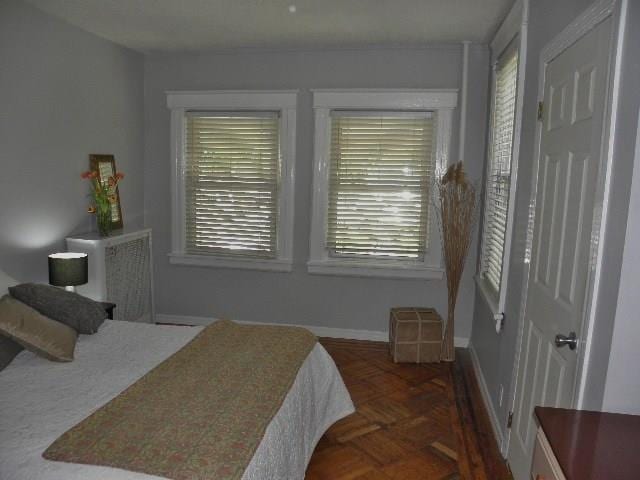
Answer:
[
  {"left": 475, "top": 275, "right": 505, "bottom": 333},
  {"left": 169, "top": 253, "right": 292, "bottom": 272},
  {"left": 307, "top": 260, "right": 443, "bottom": 280}
]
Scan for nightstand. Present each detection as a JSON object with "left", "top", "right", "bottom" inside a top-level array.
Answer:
[
  {"left": 99, "top": 301, "right": 116, "bottom": 320},
  {"left": 533, "top": 407, "right": 640, "bottom": 480}
]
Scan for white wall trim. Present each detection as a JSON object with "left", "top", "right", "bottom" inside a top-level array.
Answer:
[
  {"left": 166, "top": 90, "right": 299, "bottom": 109},
  {"left": 307, "top": 260, "right": 444, "bottom": 280},
  {"left": 575, "top": 0, "right": 626, "bottom": 409},
  {"left": 308, "top": 89, "right": 457, "bottom": 279},
  {"left": 478, "top": 0, "right": 529, "bottom": 334},
  {"left": 458, "top": 41, "right": 471, "bottom": 162},
  {"left": 168, "top": 254, "right": 292, "bottom": 272},
  {"left": 468, "top": 343, "right": 507, "bottom": 456},
  {"left": 539, "top": 0, "right": 616, "bottom": 63},
  {"left": 155, "top": 313, "right": 469, "bottom": 347},
  {"left": 491, "top": 0, "right": 525, "bottom": 62},
  {"left": 166, "top": 90, "right": 297, "bottom": 271},
  {"left": 506, "top": 0, "right": 625, "bottom": 459},
  {"left": 311, "top": 89, "right": 458, "bottom": 109},
  {"left": 475, "top": 275, "right": 503, "bottom": 332}
]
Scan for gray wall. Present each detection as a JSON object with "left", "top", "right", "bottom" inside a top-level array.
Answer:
[
  {"left": 579, "top": 0, "right": 640, "bottom": 412},
  {"left": 144, "top": 45, "right": 490, "bottom": 336},
  {"left": 470, "top": 0, "right": 640, "bottom": 446},
  {"left": 599, "top": 0, "right": 640, "bottom": 415},
  {"left": 603, "top": 107, "right": 640, "bottom": 415},
  {"left": 0, "top": 0, "right": 144, "bottom": 283}
]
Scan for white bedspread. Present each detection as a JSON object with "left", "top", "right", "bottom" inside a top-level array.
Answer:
[{"left": 0, "top": 320, "right": 354, "bottom": 480}]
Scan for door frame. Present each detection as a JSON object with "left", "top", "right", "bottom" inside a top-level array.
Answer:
[{"left": 503, "top": 0, "right": 628, "bottom": 457}]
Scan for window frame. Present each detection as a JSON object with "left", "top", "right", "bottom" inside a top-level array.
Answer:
[
  {"left": 308, "top": 89, "right": 457, "bottom": 280},
  {"left": 167, "top": 90, "right": 297, "bottom": 272},
  {"left": 477, "top": 4, "right": 527, "bottom": 329}
]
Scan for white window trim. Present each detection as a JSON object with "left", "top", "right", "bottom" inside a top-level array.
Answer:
[
  {"left": 308, "top": 89, "right": 458, "bottom": 280},
  {"left": 166, "top": 90, "right": 297, "bottom": 272},
  {"left": 477, "top": 0, "right": 528, "bottom": 332}
]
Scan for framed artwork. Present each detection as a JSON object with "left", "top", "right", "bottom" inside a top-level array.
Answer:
[{"left": 89, "top": 154, "right": 123, "bottom": 230}]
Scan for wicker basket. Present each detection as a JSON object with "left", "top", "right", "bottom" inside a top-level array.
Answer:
[{"left": 389, "top": 307, "right": 443, "bottom": 363}]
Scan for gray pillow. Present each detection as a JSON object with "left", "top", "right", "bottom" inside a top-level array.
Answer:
[
  {"left": 0, "top": 334, "right": 23, "bottom": 371},
  {"left": 9, "top": 283, "right": 106, "bottom": 334}
]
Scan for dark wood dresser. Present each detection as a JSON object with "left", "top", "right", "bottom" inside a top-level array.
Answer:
[{"left": 532, "top": 406, "right": 640, "bottom": 480}]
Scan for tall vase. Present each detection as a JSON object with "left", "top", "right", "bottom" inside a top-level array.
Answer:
[
  {"left": 96, "top": 205, "right": 112, "bottom": 237},
  {"left": 441, "top": 282, "right": 459, "bottom": 362},
  {"left": 435, "top": 163, "right": 477, "bottom": 363}
]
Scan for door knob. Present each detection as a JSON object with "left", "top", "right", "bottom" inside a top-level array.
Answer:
[{"left": 555, "top": 331, "right": 578, "bottom": 350}]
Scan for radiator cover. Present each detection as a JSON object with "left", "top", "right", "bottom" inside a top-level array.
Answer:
[{"left": 66, "top": 229, "right": 154, "bottom": 323}]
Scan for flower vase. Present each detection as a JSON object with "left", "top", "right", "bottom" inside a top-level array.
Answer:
[{"left": 96, "top": 206, "right": 112, "bottom": 237}]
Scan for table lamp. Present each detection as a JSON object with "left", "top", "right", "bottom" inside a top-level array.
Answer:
[{"left": 48, "top": 253, "right": 88, "bottom": 292}]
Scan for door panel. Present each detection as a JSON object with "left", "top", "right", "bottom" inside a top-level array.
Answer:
[
  {"left": 508, "top": 18, "right": 612, "bottom": 480},
  {"left": 558, "top": 153, "right": 588, "bottom": 304}
]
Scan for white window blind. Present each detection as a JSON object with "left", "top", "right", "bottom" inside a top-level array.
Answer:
[
  {"left": 184, "top": 112, "right": 280, "bottom": 258},
  {"left": 326, "top": 112, "right": 434, "bottom": 259},
  {"left": 481, "top": 50, "right": 519, "bottom": 293}
]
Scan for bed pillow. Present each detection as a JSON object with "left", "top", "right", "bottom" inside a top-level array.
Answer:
[
  {"left": 0, "top": 269, "right": 24, "bottom": 370},
  {"left": 0, "top": 334, "right": 23, "bottom": 371},
  {"left": 9, "top": 283, "right": 106, "bottom": 334},
  {"left": 0, "top": 268, "right": 18, "bottom": 297},
  {"left": 0, "top": 295, "right": 77, "bottom": 362}
]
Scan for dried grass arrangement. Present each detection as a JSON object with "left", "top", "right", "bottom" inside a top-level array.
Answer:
[{"left": 434, "top": 162, "right": 478, "bottom": 361}]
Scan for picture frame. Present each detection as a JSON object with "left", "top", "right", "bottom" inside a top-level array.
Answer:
[{"left": 89, "top": 154, "right": 123, "bottom": 230}]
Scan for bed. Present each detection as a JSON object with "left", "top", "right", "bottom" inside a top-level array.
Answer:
[{"left": 0, "top": 271, "right": 354, "bottom": 480}]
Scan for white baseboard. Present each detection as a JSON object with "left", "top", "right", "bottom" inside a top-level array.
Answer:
[
  {"left": 468, "top": 343, "right": 506, "bottom": 456},
  {"left": 155, "top": 313, "right": 469, "bottom": 347}
]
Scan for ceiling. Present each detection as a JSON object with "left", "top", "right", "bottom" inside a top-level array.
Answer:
[{"left": 25, "top": 0, "right": 513, "bottom": 54}]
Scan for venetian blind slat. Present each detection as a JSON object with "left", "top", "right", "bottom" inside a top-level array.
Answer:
[
  {"left": 481, "top": 50, "right": 519, "bottom": 293},
  {"left": 185, "top": 114, "right": 280, "bottom": 258},
  {"left": 326, "top": 114, "right": 434, "bottom": 259}
]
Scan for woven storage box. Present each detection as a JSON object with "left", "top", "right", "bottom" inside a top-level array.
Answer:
[{"left": 389, "top": 307, "right": 443, "bottom": 363}]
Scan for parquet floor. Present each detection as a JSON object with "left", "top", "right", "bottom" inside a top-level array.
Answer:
[{"left": 305, "top": 338, "right": 512, "bottom": 480}]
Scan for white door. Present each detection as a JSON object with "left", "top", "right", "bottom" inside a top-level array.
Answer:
[{"left": 507, "top": 18, "right": 612, "bottom": 479}]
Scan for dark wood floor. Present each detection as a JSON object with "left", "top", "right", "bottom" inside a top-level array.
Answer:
[{"left": 306, "top": 339, "right": 512, "bottom": 480}]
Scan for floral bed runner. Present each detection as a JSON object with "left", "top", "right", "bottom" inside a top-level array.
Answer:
[{"left": 43, "top": 319, "right": 317, "bottom": 479}]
